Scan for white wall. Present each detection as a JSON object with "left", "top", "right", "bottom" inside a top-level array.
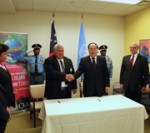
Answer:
[{"left": 0, "top": 11, "right": 124, "bottom": 90}]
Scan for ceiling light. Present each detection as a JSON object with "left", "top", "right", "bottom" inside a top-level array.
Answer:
[{"left": 95, "top": 0, "right": 142, "bottom": 4}]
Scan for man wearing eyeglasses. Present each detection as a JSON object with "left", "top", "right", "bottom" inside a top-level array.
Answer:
[{"left": 120, "top": 42, "right": 149, "bottom": 103}]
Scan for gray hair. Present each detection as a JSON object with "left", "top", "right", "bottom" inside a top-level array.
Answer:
[
  {"left": 54, "top": 44, "right": 64, "bottom": 51},
  {"left": 130, "top": 42, "right": 139, "bottom": 48}
]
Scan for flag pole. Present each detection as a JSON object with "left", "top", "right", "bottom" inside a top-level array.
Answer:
[
  {"left": 49, "top": 13, "right": 57, "bottom": 56},
  {"left": 81, "top": 14, "right": 83, "bottom": 82},
  {"left": 81, "top": 14, "right": 83, "bottom": 20},
  {"left": 52, "top": 13, "right": 55, "bottom": 20}
]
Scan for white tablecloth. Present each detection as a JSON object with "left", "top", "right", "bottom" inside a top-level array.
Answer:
[{"left": 39, "top": 95, "right": 148, "bottom": 133}]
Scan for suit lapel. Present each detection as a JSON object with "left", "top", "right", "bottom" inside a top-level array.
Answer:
[
  {"left": 0, "top": 66, "right": 11, "bottom": 77},
  {"left": 87, "top": 56, "right": 92, "bottom": 65},
  {"left": 64, "top": 57, "right": 67, "bottom": 73},
  {"left": 127, "top": 55, "right": 132, "bottom": 70},
  {"left": 0, "top": 84, "right": 6, "bottom": 93},
  {"left": 133, "top": 54, "right": 140, "bottom": 68},
  {"left": 53, "top": 57, "right": 61, "bottom": 72},
  {"left": 97, "top": 56, "right": 100, "bottom": 66}
]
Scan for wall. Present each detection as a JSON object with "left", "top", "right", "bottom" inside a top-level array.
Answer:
[
  {"left": 125, "top": 7, "right": 150, "bottom": 55},
  {"left": 0, "top": 11, "right": 124, "bottom": 89}
]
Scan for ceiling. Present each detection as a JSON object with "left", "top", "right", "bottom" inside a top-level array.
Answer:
[{"left": 0, "top": 0, "right": 150, "bottom": 16}]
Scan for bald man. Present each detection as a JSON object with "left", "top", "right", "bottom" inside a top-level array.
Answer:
[
  {"left": 120, "top": 42, "right": 149, "bottom": 103},
  {"left": 44, "top": 44, "right": 77, "bottom": 99}
]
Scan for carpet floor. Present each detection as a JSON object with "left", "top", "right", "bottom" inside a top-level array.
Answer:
[{"left": 5, "top": 111, "right": 42, "bottom": 133}]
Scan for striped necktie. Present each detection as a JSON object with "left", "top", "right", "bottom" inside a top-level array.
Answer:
[{"left": 60, "top": 60, "right": 65, "bottom": 73}]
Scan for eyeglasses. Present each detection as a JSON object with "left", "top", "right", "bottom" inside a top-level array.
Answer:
[{"left": 130, "top": 47, "right": 137, "bottom": 49}]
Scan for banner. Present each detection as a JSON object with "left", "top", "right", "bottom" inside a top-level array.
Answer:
[
  {"left": 77, "top": 21, "right": 87, "bottom": 66},
  {"left": 0, "top": 32, "right": 30, "bottom": 111},
  {"left": 50, "top": 20, "right": 57, "bottom": 56},
  {"left": 77, "top": 22, "right": 87, "bottom": 80}
]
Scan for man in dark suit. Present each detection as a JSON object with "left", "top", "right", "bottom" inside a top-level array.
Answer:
[
  {"left": 120, "top": 42, "right": 149, "bottom": 103},
  {"left": 67, "top": 42, "right": 110, "bottom": 97},
  {"left": 44, "top": 44, "right": 77, "bottom": 99}
]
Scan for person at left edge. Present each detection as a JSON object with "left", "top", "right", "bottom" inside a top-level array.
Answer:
[
  {"left": 0, "top": 44, "right": 15, "bottom": 133},
  {"left": 0, "top": 84, "right": 11, "bottom": 133},
  {"left": 19, "top": 43, "right": 45, "bottom": 85},
  {"left": 44, "top": 44, "right": 77, "bottom": 99}
]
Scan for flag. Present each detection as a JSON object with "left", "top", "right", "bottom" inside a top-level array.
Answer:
[
  {"left": 77, "top": 21, "right": 87, "bottom": 80},
  {"left": 49, "top": 20, "right": 57, "bottom": 56},
  {"left": 77, "top": 21, "right": 87, "bottom": 66}
]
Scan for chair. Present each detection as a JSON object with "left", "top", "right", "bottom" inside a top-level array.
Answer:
[
  {"left": 112, "top": 82, "right": 124, "bottom": 95},
  {"left": 79, "top": 81, "right": 84, "bottom": 97},
  {"left": 141, "top": 92, "right": 150, "bottom": 114},
  {"left": 30, "top": 84, "right": 45, "bottom": 127}
]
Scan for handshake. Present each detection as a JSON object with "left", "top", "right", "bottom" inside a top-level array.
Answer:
[{"left": 65, "top": 74, "right": 75, "bottom": 82}]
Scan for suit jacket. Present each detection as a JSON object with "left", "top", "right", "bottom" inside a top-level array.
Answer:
[
  {"left": 0, "top": 67, "right": 15, "bottom": 107},
  {"left": 120, "top": 54, "right": 149, "bottom": 91},
  {"left": 74, "top": 55, "right": 110, "bottom": 97},
  {"left": 44, "top": 56, "right": 77, "bottom": 99},
  {"left": 0, "top": 84, "right": 9, "bottom": 123}
]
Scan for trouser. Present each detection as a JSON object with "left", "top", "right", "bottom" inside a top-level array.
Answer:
[
  {"left": 60, "top": 87, "right": 70, "bottom": 99},
  {"left": 125, "top": 89, "right": 141, "bottom": 103},
  {"left": 30, "top": 73, "right": 44, "bottom": 85},
  {"left": 0, "top": 121, "right": 7, "bottom": 133}
]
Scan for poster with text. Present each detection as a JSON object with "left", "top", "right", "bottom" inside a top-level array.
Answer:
[{"left": 0, "top": 32, "right": 30, "bottom": 111}]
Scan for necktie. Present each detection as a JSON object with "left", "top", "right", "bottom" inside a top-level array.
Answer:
[
  {"left": 35, "top": 56, "right": 38, "bottom": 74},
  {"left": 130, "top": 55, "right": 134, "bottom": 69},
  {"left": 92, "top": 57, "right": 96, "bottom": 71},
  {"left": 92, "top": 57, "right": 95, "bottom": 64},
  {"left": 60, "top": 60, "right": 65, "bottom": 73}
]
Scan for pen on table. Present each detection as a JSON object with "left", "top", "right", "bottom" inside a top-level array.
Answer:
[
  {"left": 57, "top": 100, "right": 61, "bottom": 104},
  {"left": 97, "top": 99, "right": 101, "bottom": 102}
]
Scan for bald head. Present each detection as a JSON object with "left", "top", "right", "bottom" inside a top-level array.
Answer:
[
  {"left": 130, "top": 42, "right": 139, "bottom": 55},
  {"left": 130, "top": 42, "right": 139, "bottom": 48}
]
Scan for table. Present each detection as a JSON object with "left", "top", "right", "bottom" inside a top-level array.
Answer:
[{"left": 39, "top": 95, "right": 148, "bottom": 133}]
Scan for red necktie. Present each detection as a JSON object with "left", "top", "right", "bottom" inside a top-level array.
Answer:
[{"left": 130, "top": 55, "right": 134, "bottom": 69}]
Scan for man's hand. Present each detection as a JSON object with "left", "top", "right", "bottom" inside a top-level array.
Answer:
[
  {"left": 105, "top": 87, "right": 110, "bottom": 94},
  {"left": 6, "top": 106, "right": 11, "bottom": 121},
  {"left": 72, "top": 89, "right": 77, "bottom": 94},
  {"left": 120, "top": 84, "right": 124, "bottom": 91},
  {"left": 26, "top": 48, "right": 33, "bottom": 53},
  {"left": 65, "top": 74, "right": 74, "bottom": 82},
  {"left": 141, "top": 85, "right": 150, "bottom": 93}
]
